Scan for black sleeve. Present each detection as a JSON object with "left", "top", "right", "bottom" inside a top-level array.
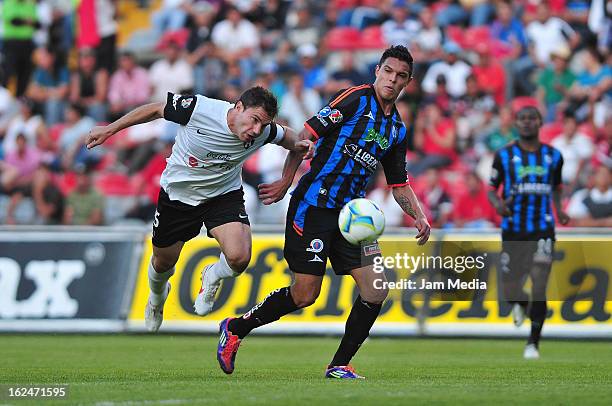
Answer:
[
  {"left": 304, "top": 88, "right": 362, "bottom": 139},
  {"left": 163, "top": 92, "right": 197, "bottom": 125},
  {"left": 381, "top": 136, "right": 409, "bottom": 186},
  {"left": 552, "top": 153, "right": 564, "bottom": 189},
  {"left": 489, "top": 152, "right": 504, "bottom": 189}
]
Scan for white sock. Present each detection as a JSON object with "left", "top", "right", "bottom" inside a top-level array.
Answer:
[
  {"left": 148, "top": 260, "right": 174, "bottom": 306},
  {"left": 208, "top": 253, "right": 239, "bottom": 284}
]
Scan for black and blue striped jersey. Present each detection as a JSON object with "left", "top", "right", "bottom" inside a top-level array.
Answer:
[
  {"left": 489, "top": 142, "right": 564, "bottom": 240},
  {"left": 292, "top": 85, "right": 409, "bottom": 214}
]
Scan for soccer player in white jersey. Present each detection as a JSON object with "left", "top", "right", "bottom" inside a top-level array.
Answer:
[{"left": 86, "top": 87, "right": 313, "bottom": 331}]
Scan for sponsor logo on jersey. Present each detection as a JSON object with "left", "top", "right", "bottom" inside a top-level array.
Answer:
[
  {"left": 181, "top": 97, "right": 193, "bottom": 109},
  {"left": 172, "top": 94, "right": 181, "bottom": 110},
  {"left": 364, "top": 128, "right": 390, "bottom": 149},
  {"left": 317, "top": 106, "right": 332, "bottom": 118},
  {"left": 343, "top": 144, "right": 379, "bottom": 173}
]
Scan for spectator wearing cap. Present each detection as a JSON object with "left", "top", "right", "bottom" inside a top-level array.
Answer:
[
  {"left": 26, "top": 46, "right": 69, "bottom": 125},
  {"left": 422, "top": 42, "right": 472, "bottom": 99},
  {"left": 149, "top": 39, "right": 194, "bottom": 103},
  {"left": 381, "top": 0, "right": 421, "bottom": 47},
  {"left": 108, "top": 51, "right": 151, "bottom": 121},
  {"left": 63, "top": 164, "right": 104, "bottom": 225},
  {"left": 297, "top": 43, "right": 328, "bottom": 93},
  {"left": 472, "top": 43, "right": 506, "bottom": 106},
  {"left": 567, "top": 166, "right": 612, "bottom": 227},
  {"left": 551, "top": 110, "right": 595, "bottom": 190},
  {"left": 3, "top": 98, "right": 47, "bottom": 156},
  {"left": 279, "top": 70, "right": 322, "bottom": 131},
  {"left": 69, "top": 47, "right": 109, "bottom": 122},
  {"left": 536, "top": 46, "right": 575, "bottom": 123},
  {"left": 211, "top": 6, "right": 260, "bottom": 84}
]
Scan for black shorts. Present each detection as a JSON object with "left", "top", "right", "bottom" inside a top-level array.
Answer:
[
  {"left": 152, "top": 187, "right": 250, "bottom": 248},
  {"left": 500, "top": 237, "right": 555, "bottom": 280},
  {"left": 283, "top": 196, "right": 381, "bottom": 276}
]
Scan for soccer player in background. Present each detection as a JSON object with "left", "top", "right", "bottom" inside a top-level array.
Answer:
[
  {"left": 217, "top": 46, "right": 431, "bottom": 379},
  {"left": 488, "top": 106, "right": 570, "bottom": 359},
  {"left": 85, "top": 87, "right": 313, "bottom": 332}
]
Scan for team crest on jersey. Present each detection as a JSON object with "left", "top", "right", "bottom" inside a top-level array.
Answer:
[
  {"left": 306, "top": 239, "right": 324, "bottom": 253},
  {"left": 329, "top": 109, "right": 343, "bottom": 123},
  {"left": 181, "top": 97, "right": 193, "bottom": 108}
]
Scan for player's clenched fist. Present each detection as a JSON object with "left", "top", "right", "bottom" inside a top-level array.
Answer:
[{"left": 86, "top": 126, "right": 114, "bottom": 149}]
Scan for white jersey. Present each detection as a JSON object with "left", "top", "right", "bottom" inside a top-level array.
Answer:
[{"left": 160, "top": 93, "right": 285, "bottom": 206}]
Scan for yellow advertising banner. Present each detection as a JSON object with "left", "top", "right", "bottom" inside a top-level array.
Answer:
[{"left": 129, "top": 234, "right": 612, "bottom": 330}]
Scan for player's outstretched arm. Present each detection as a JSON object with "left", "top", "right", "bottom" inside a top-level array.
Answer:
[
  {"left": 258, "top": 127, "right": 315, "bottom": 205},
  {"left": 391, "top": 185, "right": 431, "bottom": 245},
  {"left": 85, "top": 102, "right": 165, "bottom": 149}
]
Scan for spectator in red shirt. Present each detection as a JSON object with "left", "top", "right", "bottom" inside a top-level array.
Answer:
[
  {"left": 453, "top": 171, "right": 497, "bottom": 228},
  {"left": 472, "top": 43, "right": 506, "bottom": 106},
  {"left": 126, "top": 140, "right": 173, "bottom": 221},
  {"left": 408, "top": 103, "right": 457, "bottom": 176}
]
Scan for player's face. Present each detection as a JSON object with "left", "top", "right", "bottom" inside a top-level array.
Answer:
[
  {"left": 374, "top": 57, "right": 412, "bottom": 102},
  {"left": 235, "top": 103, "right": 273, "bottom": 143},
  {"left": 515, "top": 109, "right": 542, "bottom": 139}
]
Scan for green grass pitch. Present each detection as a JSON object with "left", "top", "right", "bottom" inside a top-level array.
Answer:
[{"left": 1, "top": 335, "right": 611, "bottom": 405}]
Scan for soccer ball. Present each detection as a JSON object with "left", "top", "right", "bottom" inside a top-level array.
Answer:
[{"left": 338, "top": 198, "right": 385, "bottom": 245}]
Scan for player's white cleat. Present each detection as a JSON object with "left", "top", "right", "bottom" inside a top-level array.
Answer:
[
  {"left": 194, "top": 264, "right": 220, "bottom": 316},
  {"left": 523, "top": 344, "right": 540, "bottom": 360},
  {"left": 145, "top": 282, "right": 171, "bottom": 333},
  {"left": 512, "top": 303, "right": 526, "bottom": 327}
]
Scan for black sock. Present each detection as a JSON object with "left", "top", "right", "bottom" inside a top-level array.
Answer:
[
  {"left": 527, "top": 301, "right": 547, "bottom": 347},
  {"left": 330, "top": 296, "right": 382, "bottom": 367},
  {"left": 228, "top": 286, "right": 299, "bottom": 339}
]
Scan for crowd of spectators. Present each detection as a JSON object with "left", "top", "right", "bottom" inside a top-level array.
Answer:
[{"left": 0, "top": 0, "right": 610, "bottom": 229}]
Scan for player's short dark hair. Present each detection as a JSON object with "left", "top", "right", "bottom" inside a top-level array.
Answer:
[
  {"left": 516, "top": 105, "right": 543, "bottom": 123},
  {"left": 379, "top": 45, "right": 414, "bottom": 78},
  {"left": 238, "top": 86, "right": 278, "bottom": 119}
]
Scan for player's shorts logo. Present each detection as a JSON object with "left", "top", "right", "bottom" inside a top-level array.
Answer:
[
  {"left": 329, "top": 109, "right": 343, "bottom": 123},
  {"left": 306, "top": 239, "right": 324, "bottom": 253}
]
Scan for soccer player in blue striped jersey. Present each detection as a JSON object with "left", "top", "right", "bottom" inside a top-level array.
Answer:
[
  {"left": 488, "top": 106, "right": 570, "bottom": 360},
  {"left": 216, "top": 46, "right": 431, "bottom": 378}
]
